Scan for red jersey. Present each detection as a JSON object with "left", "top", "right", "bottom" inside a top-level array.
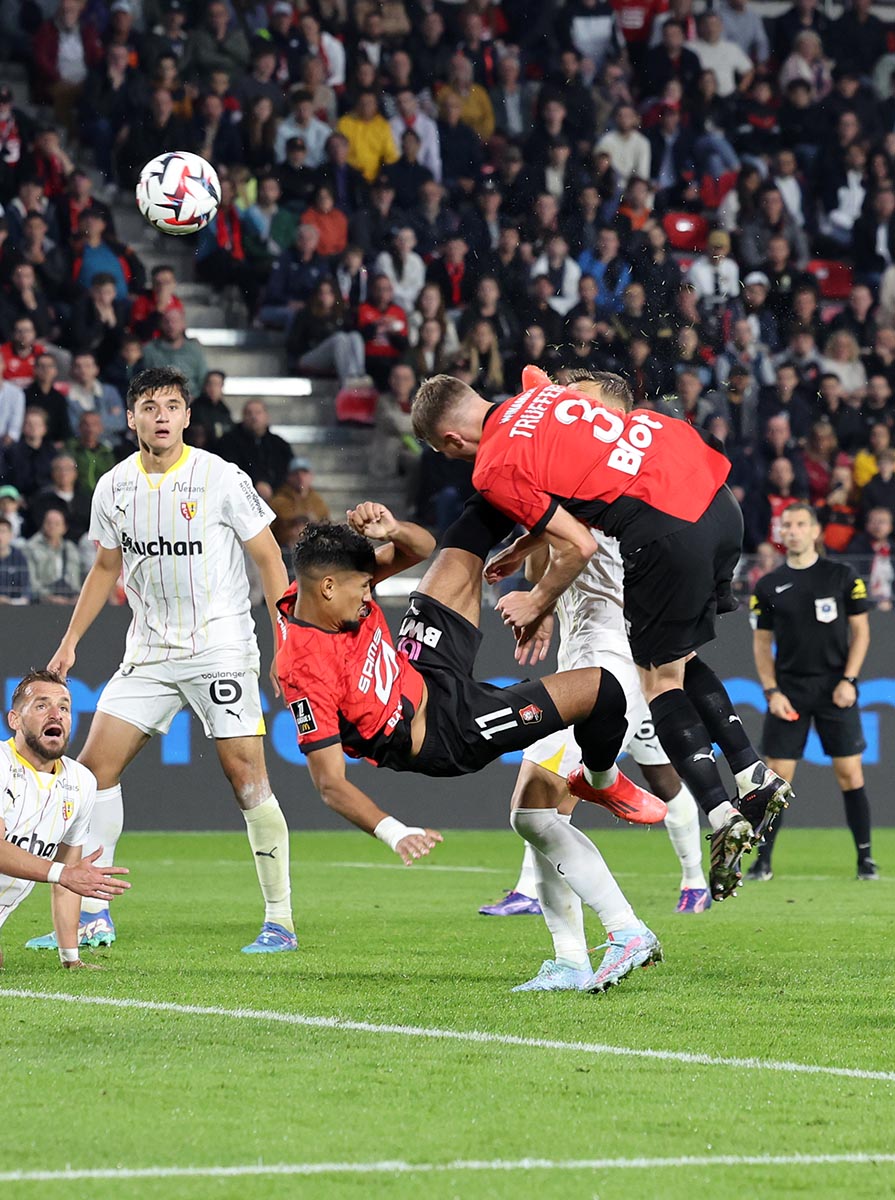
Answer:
[
  {"left": 0, "top": 341, "right": 44, "bottom": 385},
  {"left": 276, "top": 583, "right": 424, "bottom": 766},
  {"left": 472, "top": 365, "right": 730, "bottom": 553}
]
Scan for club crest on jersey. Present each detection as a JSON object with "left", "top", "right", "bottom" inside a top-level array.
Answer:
[
  {"left": 62, "top": 797, "right": 74, "bottom": 821},
  {"left": 519, "top": 703, "right": 543, "bottom": 725},
  {"left": 180, "top": 501, "right": 198, "bottom": 520}
]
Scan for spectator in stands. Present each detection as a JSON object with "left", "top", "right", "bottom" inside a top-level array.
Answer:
[
  {"left": 143, "top": 0, "right": 191, "bottom": 74},
  {"left": 259, "top": 223, "right": 330, "bottom": 330},
  {"left": 192, "top": 91, "right": 243, "bottom": 168},
  {"left": 426, "top": 234, "right": 479, "bottom": 312},
  {"left": 643, "top": 19, "right": 702, "bottom": 98},
  {"left": 195, "top": 177, "right": 263, "bottom": 313},
  {"left": 821, "top": 331, "right": 867, "bottom": 404},
  {"left": 820, "top": 462, "right": 861, "bottom": 554},
  {"left": 128, "top": 264, "right": 183, "bottom": 344},
  {"left": 744, "top": 455, "right": 804, "bottom": 552},
  {"left": 66, "top": 351, "right": 126, "bottom": 434},
  {"left": 79, "top": 42, "right": 147, "bottom": 188},
  {"left": 0, "top": 515, "right": 30, "bottom": 604},
  {"left": 71, "top": 209, "right": 136, "bottom": 301},
  {"left": 23, "top": 353, "right": 70, "bottom": 444},
  {"left": 101, "top": 333, "right": 144, "bottom": 402},
  {"left": 0, "top": 375, "right": 25, "bottom": 447},
  {"left": 216, "top": 399, "right": 293, "bottom": 495},
  {"left": 687, "top": 229, "right": 740, "bottom": 309},
  {"left": 300, "top": 185, "right": 349, "bottom": 260},
  {"left": 0, "top": 262, "right": 54, "bottom": 343},
  {"left": 852, "top": 184, "right": 895, "bottom": 288},
  {"left": 286, "top": 276, "right": 366, "bottom": 385},
  {"left": 739, "top": 186, "right": 809, "bottom": 273},
  {"left": 720, "top": 0, "right": 770, "bottom": 65},
  {"left": 9, "top": 213, "right": 68, "bottom": 302},
  {"left": 240, "top": 95, "right": 279, "bottom": 173},
  {"left": 122, "top": 87, "right": 194, "bottom": 188},
  {"left": 578, "top": 227, "right": 632, "bottom": 314},
  {"left": 831, "top": 0, "right": 886, "bottom": 78},
  {"left": 455, "top": 319, "right": 507, "bottom": 402},
  {"left": 383, "top": 130, "right": 435, "bottom": 213},
  {"left": 436, "top": 92, "right": 485, "bottom": 198},
  {"left": 774, "top": 0, "right": 831, "bottom": 62},
  {"left": 316, "top": 133, "right": 369, "bottom": 216},
  {"left": 32, "top": 0, "right": 103, "bottom": 125},
  {"left": 802, "top": 419, "right": 838, "bottom": 504},
  {"left": 370, "top": 361, "right": 421, "bottom": 499},
  {"left": 560, "top": 0, "right": 624, "bottom": 74},
  {"left": 1, "top": 317, "right": 44, "bottom": 388},
  {"left": 457, "top": 179, "right": 504, "bottom": 260},
  {"left": 852, "top": 507, "right": 895, "bottom": 608},
  {"left": 337, "top": 89, "right": 398, "bottom": 184},
  {"left": 189, "top": 0, "right": 249, "bottom": 83},
  {"left": 66, "top": 411, "right": 114, "bottom": 496},
  {"left": 687, "top": 11, "right": 754, "bottom": 98},
  {"left": 68, "top": 271, "right": 129, "bottom": 366},
  {"left": 778, "top": 31, "right": 832, "bottom": 103},
  {"left": 862, "top": 374, "right": 894, "bottom": 437},
  {"left": 408, "top": 282, "right": 460, "bottom": 356},
  {"left": 26, "top": 450, "right": 90, "bottom": 540},
  {"left": 0, "top": 485, "right": 24, "bottom": 540},
  {"left": 357, "top": 273, "right": 409, "bottom": 389},
  {"left": 389, "top": 90, "right": 441, "bottom": 182},
  {"left": 412, "top": 11, "right": 452, "bottom": 90},
  {"left": 716, "top": 316, "right": 774, "bottom": 388},
  {"left": 757, "top": 360, "right": 814, "bottom": 439},
  {"left": 188, "top": 370, "right": 233, "bottom": 447},
  {"left": 457, "top": 275, "right": 520, "bottom": 355},
  {"left": 530, "top": 233, "right": 581, "bottom": 318},
  {"left": 373, "top": 226, "right": 425, "bottom": 316},
  {"left": 596, "top": 104, "right": 651, "bottom": 187},
  {"left": 6, "top": 407, "right": 55, "bottom": 499},
  {"left": 408, "top": 316, "right": 453, "bottom": 379},
  {"left": 24, "top": 506, "right": 81, "bottom": 602},
  {"left": 140, "top": 310, "right": 208, "bottom": 399},
  {"left": 853, "top": 423, "right": 892, "bottom": 490},
  {"left": 861, "top": 448, "right": 895, "bottom": 523},
  {"left": 437, "top": 53, "right": 494, "bottom": 143},
  {"left": 274, "top": 89, "right": 331, "bottom": 168},
  {"left": 296, "top": 12, "right": 345, "bottom": 90},
  {"left": 269, "top": 456, "right": 330, "bottom": 548}
]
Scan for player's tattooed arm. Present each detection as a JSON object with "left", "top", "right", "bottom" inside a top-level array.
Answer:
[
  {"left": 306, "top": 743, "right": 443, "bottom": 865},
  {"left": 347, "top": 502, "right": 436, "bottom": 584}
]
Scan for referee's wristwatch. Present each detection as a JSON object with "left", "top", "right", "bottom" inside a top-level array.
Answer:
[{"left": 841, "top": 675, "right": 859, "bottom": 693}]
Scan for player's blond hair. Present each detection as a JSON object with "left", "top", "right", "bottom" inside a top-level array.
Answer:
[{"left": 411, "top": 374, "right": 477, "bottom": 443}]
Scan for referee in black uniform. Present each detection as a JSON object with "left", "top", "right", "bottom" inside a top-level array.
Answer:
[{"left": 749, "top": 502, "right": 878, "bottom": 880}]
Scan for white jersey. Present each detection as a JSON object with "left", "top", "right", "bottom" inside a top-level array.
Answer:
[
  {"left": 89, "top": 446, "right": 275, "bottom": 664},
  {"left": 0, "top": 739, "right": 96, "bottom": 924},
  {"left": 555, "top": 529, "right": 631, "bottom": 672}
]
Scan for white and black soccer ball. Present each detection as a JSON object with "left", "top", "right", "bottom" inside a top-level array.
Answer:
[{"left": 136, "top": 151, "right": 221, "bottom": 236}]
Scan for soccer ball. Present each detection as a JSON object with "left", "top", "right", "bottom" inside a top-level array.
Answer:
[{"left": 136, "top": 152, "right": 221, "bottom": 236}]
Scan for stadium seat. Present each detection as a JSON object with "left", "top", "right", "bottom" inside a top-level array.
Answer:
[
  {"left": 335, "top": 383, "right": 378, "bottom": 426},
  {"left": 806, "top": 259, "right": 854, "bottom": 300},
  {"left": 662, "top": 212, "right": 709, "bottom": 252}
]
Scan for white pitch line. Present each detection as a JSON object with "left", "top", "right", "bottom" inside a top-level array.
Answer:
[
  {"left": 1, "top": 989, "right": 893, "bottom": 1084},
  {"left": 326, "top": 860, "right": 505, "bottom": 873},
  {"left": 2, "top": 1153, "right": 895, "bottom": 1182}
]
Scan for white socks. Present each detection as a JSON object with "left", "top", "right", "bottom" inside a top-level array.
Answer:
[
  {"left": 81, "top": 784, "right": 124, "bottom": 915},
  {"left": 708, "top": 799, "right": 740, "bottom": 831},
  {"left": 243, "top": 795, "right": 294, "bottom": 931},
  {"left": 583, "top": 763, "right": 618, "bottom": 790},
  {"left": 511, "top": 807, "right": 638, "bottom": 964},
  {"left": 663, "top": 785, "right": 708, "bottom": 889},
  {"left": 513, "top": 843, "right": 539, "bottom": 899}
]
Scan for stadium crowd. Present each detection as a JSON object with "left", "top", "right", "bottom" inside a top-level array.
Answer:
[{"left": 2, "top": 0, "right": 895, "bottom": 604}]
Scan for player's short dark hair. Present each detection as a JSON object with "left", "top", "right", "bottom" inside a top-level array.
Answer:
[
  {"left": 126, "top": 366, "right": 191, "bottom": 411},
  {"left": 11, "top": 669, "right": 68, "bottom": 711},
  {"left": 292, "top": 521, "right": 376, "bottom": 579},
  {"left": 411, "top": 373, "right": 475, "bottom": 442},
  {"left": 781, "top": 501, "right": 819, "bottom": 524}
]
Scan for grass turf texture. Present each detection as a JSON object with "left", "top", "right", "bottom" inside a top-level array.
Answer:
[{"left": 1, "top": 828, "right": 894, "bottom": 1200}]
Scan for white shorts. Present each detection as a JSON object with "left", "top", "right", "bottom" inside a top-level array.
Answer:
[
  {"left": 522, "top": 645, "right": 668, "bottom": 777},
  {"left": 97, "top": 648, "right": 266, "bottom": 740}
]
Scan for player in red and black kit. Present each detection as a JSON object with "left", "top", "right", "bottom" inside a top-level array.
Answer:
[
  {"left": 277, "top": 503, "right": 667, "bottom": 989},
  {"left": 412, "top": 365, "right": 794, "bottom": 901}
]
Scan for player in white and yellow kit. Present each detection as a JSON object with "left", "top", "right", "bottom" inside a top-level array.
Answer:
[
  {"left": 1, "top": 670, "right": 130, "bottom": 968},
  {"left": 27, "top": 367, "right": 294, "bottom": 955}
]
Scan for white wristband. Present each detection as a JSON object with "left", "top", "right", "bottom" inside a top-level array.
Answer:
[
  {"left": 47, "top": 861, "right": 64, "bottom": 884},
  {"left": 59, "top": 948, "right": 80, "bottom": 964},
  {"left": 373, "top": 815, "right": 426, "bottom": 852}
]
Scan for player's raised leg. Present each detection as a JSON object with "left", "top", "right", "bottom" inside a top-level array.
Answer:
[
  {"left": 215, "top": 735, "right": 296, "bottom": 953},
  {"left": 26, "top": 711, "right": 147, "bottom": 950}
]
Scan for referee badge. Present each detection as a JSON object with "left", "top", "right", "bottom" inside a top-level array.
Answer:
[
  {"left": 815, "top": 597, "right": 838, "bottom": 623},
  {"left": 180, "top": 501, "right": 197, "bottom": 520}
]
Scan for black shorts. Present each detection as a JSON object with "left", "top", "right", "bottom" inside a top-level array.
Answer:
[
  {"left": 396, "top": 592, "right": 567, "bottom": 778},
  {"left": 761, "top": 674, "right": 866, "bottom": 760},
  {"left": 623, "top": 485, "right": 743, "bottom": 668}
]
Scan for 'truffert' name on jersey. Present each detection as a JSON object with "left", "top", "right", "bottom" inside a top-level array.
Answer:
[
  {"left": 276, "top": 583, "right": 424, "bottom": 769},
  {"left": 89, "top": 446, "right": 275, "bottom": 663},
  {"left": 0, "top": 739, "right": 96, "bottom": 923}
]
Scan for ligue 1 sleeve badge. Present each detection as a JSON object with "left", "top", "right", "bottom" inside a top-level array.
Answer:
[{"left": 181, "top": 501, "right": 198, "bottom": 520}]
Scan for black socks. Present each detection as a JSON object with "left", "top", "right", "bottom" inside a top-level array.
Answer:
[
  {"left": 684, "top": 656, "right": 758, "bottom": 775},
  {"left": 649, "top": 689, "right": 730, "bottom": 816}
]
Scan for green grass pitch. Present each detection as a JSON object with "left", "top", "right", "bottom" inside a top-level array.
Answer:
[{"left": 1, "top": 827, "right": 894, "bottom": 1200}]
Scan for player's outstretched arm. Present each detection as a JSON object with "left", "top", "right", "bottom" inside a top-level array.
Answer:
[
  {"left": 496, "top": 505, "right": 595, "bottom": 630},
  {"left": 346, "top": 502, "right": 436, "bottom": 584},
  {"left": 48, "top": 545, "right": 123, "bottom": 676},
  {"left": 482, "top": 532, "right": 547, "bottom": 584},
  {"left": 306, "top": 743, "right": 443, "bottom": 866},
  {"left": 243, "top": 527, "right": 290, "bottom": 698}
]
